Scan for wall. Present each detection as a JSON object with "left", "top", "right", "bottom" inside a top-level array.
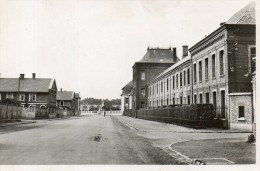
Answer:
[{"left": 229, "top": 93, "right": 253, "bottom": 131}]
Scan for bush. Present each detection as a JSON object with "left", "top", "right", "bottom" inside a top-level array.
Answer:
[{"left": 247, "top": 134, "right": 256, "bottom": 143}]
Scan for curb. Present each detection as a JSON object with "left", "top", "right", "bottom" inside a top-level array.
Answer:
[{"left": 119, "top": 116, "right": 252, "bottom": 133}]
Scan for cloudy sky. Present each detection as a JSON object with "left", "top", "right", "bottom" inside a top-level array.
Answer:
[{"left": 0, "top": 0, "right": 254, "bottom": 99}]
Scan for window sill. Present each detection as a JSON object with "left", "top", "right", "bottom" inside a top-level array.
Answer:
[{"left": 238, "top": 117, "right": 246, "bottom": 121}]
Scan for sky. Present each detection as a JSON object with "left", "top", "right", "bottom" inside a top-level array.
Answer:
[{"left": 0, "top": 0, "right": 255, "bottom": 99}]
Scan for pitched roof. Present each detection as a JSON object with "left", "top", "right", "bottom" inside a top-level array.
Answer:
[
  {"left": 56, "top": 91, "right": 75, "bottom": 101},
  {"left": 151, "top": 55, "right": 190, "bottom": 84},
  {"left": 137, "top": 48, "right": 178, "bottom": 63},
  {"left": 226, "top": 1, "right": 255, "bottom": 25},
  {"left": 121, "top": 80, "right": 133, "bottom": 95},
  {"left": 0, "top": 78, "right": 55, "bottom": 92}
]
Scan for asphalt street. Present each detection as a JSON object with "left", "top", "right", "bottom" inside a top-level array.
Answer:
[{"left": 0, "top": 115, "right": 182, "bottom": 164}]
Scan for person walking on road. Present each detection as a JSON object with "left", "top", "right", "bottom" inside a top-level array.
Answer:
[{"left": 104, "top": 111, "right": 106, "bottom": 117}]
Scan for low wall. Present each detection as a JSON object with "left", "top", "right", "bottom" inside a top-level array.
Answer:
[{"left": 21, "top": 108, "right": 49, "bottom": 119}]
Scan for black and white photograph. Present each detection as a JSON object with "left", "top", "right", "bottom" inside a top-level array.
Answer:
[{"left": 0, "top": 0, "right": 258, "bottom": 170}]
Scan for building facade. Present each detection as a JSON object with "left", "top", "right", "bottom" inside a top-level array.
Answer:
[
  {"left": 0, "top": 73, "right": 57, "bottom": 113},
  {"left": 189, "top": 2, "right": 255, "bottom": 130},
  {"left": 132, "top": 47, "right": 179, "bottom": 111},
  {"left": 148, "top": 46, "right": 191, "bottom": 107}
]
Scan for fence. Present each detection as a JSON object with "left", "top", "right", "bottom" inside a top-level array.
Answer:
[
  {"left": 123, "top": 109, "right": 134, "bottom": 117},
  {"left": 133, "top": 104, "right": 223, "bottom": 128},
  {"left": 0, "top": 104, "right": 22, "bottom": 121}
]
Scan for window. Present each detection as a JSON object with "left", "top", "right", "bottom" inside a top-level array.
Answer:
[
  {"left": 184, "top": 70, "right": 186, "bottom": 86},
  {"left": 250, "top": 47, "right": 256, "bottom": 73},
  {"left": 153, "top": 85, "right": 155, "bottom": 95},
  {"left": 212, "top": 54, "right": 216, "bottom": 78},
  {"left": 187, "top": 95, "right": 190, "bottom": 105},
  {"left": 194, "top": 94, "right": 197, "bottom": 104},
  {"left": 199, "top": 94, "right": 203, "bottom": 104},
  {"left": 187, "top": 69, "right": 190, "bottom": 84},
  {"left": 19, "top": 94, "right": 25, "bottom": 101},
  {"left": 239, "top": 106, "right": 245, "bottom": 118},
  {"left": 205, "top": 58, "right": 209, "bottom": 80},
  {"left": 141, "top": 88, "right": 145, "bottom": 96},
  {"left": 167, "top": 98, "right": 169, "bottom": 105},
  {"left": 213, "top": 92, "right": 217, "bottom": 108},
  {"left": 157, "top": 83, "right": 158, "bottom": 94},
  {"left": 61, "top": 101, "right": 64, "bottom": 106},
  {"left": 173, "top": 98, "right": 175, "bottom": 105},
  {"left": 206, "top": 93, "right": 209, "bottom": 104},
  {"left": 180, "top": 73, "right": 182, "bottom": 87},
  {"left": 161, "top": 81, "right": 163, "bottom": 92},
  {"left": 193, "top": 64, "right": 197, "bottom": 84},
  {"left": 219, "top": 50, "right": 224, "bottom": 75},
  {"left": 221, "top": 90, "right": 225, "bottom": 118},
  {"left": 141, "top": 71, "right": 145, "bottom": 81},
  {"left": 180, "top": 96, "right": 182, "bottom": 105},
  {"left": 6, "top": 93, "right": 14, "bottom": 99},
  {"left": 161, "top": 99, "right": 163, "bottom": 106},
  {"left": 166, "top": 79, "right": 169, "bottom": 91},
  {"left": 157, "top": 100, "right": 158, "bottom": 106},
  {"left": 199, "top": 61, "right": 202, "bottom": 82},
  {"left": 176, "top": 74, "right": 178, "bottom": 88},
  {"left": 29, "top": 93, "right": 36, "bottom": 101},
  {"left": 172, "top": 76, "right": 175, "bottom": 89},
  {"left": 141, "top": 101, "right": 145, "bottom": 108}
]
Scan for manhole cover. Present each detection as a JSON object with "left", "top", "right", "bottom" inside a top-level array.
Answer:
[{"left": 196, "top": 158, "right": 235, "bottom": 165}]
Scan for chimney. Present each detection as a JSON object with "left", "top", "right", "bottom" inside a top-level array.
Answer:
[
  {"left": 20, "top": 74, "right": 25, "bottom": 79},
  {"left": 32, "top": 73, "right": 36, "bottom": 79},
  {"left": 172, "top": 47, "right": 177, "bottom": 62},
  {"left": 60, "top": 88, "right": 62, "bottom": 92},
  {"left": 182, "top": 45, "right": 188, "bottom": 58},
  {"left": 220, "top": 22, "right": 225, "bottom": 26}
]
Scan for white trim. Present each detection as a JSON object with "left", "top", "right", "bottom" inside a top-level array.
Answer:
[
  {"left": 219, "top": 87, "right": 226, "bottom": 91},
  {"left": 212, "top": 89, "right": 217, "bottom": 93},
  {"left": 49, "top": 78, "right": 55, "bottom": 89},
  {"left": 0, "top": 93, "right": 1, "bottom": 100},
  {"left": 229, "top": 92, "right": 252, "bottom": 96}
]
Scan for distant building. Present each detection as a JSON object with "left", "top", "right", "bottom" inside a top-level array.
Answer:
[
  {"left": 132, "top": 47, "right": 179, "bottom": 111},
  {"left": 56, "top": 89, "right": 75, "bottom": 110},
  {"left": 0, "top": 73, "right": 57, "bottom": 113},
  {"left": 121, "top": 80, "right": 133, "bottom": 112}
]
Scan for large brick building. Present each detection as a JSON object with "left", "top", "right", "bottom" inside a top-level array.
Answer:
[
  {"left": 132, "top": 47, "right": 179, "bottom": 111},
  {"left": 146, "top": 2, "right": 256, "bottom": 131},
  {"left": 189, "top": 1, "right": 255, "bottom": 130},
  {"left": 148, "top": 46, "right": 191, "bottom": 107}
]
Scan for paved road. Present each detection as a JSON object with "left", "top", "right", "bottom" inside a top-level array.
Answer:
[{"left": 0, "top": 115, "right": 182, "bottom": 164}]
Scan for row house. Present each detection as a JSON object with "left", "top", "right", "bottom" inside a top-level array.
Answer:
[
  {"left": 189, "top": 1, "right": 255, "bottom": 130},
  {"left": 0, "top": 73, "right": 57, "bottom": 113},
  {"left": 132, "top": 47, "right": 179, "bottom": 112},
  {"left": 148, "top": 46, "right": 191, "bottom": 107}
]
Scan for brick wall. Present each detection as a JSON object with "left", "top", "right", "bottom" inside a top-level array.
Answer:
[{"left": 229, "top": 93, "right": 253, "bottom": 131}]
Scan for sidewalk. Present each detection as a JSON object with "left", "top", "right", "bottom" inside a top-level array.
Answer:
[
  {"left": 116, "top": 115, "right": 255, "bottom": 164},
  {"left": 116, "top": 115, "right": 252, "bottom": 133}
]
